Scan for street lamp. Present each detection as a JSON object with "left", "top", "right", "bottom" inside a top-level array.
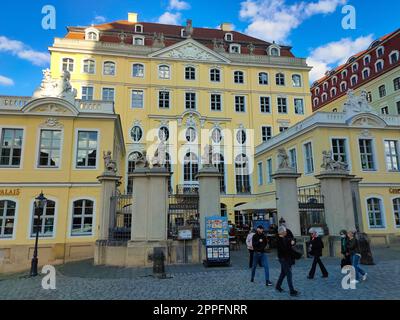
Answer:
[{"left": 30, "top": 191, "right": 47, "bottom": 277}]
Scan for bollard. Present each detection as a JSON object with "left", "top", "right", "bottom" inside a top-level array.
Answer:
[{"left": 153, "top": 247, "right": 167, "bottom": 279}]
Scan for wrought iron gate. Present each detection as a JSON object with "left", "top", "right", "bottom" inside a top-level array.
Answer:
[{"left": 109, "top": 194, "right": 132, "bottom": 242}]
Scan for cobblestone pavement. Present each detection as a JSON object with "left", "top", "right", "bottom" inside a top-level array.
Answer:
[{"left": 0, "top": 245, "right": 399, "bottom": 300}]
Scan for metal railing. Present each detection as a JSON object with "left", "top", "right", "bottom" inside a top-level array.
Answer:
[{"left": 109, "top": 194, "right": 132, "bottom": 242}]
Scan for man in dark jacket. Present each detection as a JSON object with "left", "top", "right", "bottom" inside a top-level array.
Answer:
[
  {"left": 251, "top": 225, "right": 273, "bottom": 286},
  {"left": 307, "top": 228, "right": 328, "bottom": 279},
  {"left": 347, "top": 230, "right": 367, "bottom": 283}
]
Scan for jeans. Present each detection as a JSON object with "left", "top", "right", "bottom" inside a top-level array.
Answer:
[
  {"left": 248, "top": 250, "right": 263, "bottom": 268},
  {"left": 351, "top": 254, "right": 366, "bottom": 281},
  {"left": 308, "top": 256, "right": 328, "bottom": 278},
  {"left": 276, "top": 258, "right": 295, "bottom": 292},
  {"left": 251, "top": 252, "right": 270, "bottom": 282}
]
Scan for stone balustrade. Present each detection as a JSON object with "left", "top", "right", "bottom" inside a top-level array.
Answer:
[{"left": 0, "top": 96, "right": 31, "bottom": 109}]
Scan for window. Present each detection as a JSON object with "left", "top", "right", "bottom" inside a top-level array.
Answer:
[
  {"left": 62, "top": 58, "right": 74, "bottom": 72},
  {"left": 315, "top": 87, "right": 320, "bottom": 95},
  {"left": 211, "top": 94, "right": 222, "bottom": 111},
  {"left": 257, "top": 162, "right": 263, "bottom": 185},
  {"left": 332, "top": 108, "right": 338, "bottom": 112},
  {"left": 159, "top": 127, "right": 170, "bottom": 142},
  {"left": 185, "top": 92, "right": 196, "bottom": 110},
  {"left": 393, "top": 198, "right": 400, "bottom": 227},
  {"left": 276, "top": 73, "right": 285, "bottom": 86},
  {"left": 76, "top": 131, "right": 98, "bottom": 168},
  {"left": 127, "top": 151, "right": 142, "bottom": 194},
  {"left": 185, "top": 127, "right": 196, "bottom": 142},
  {"left": 229, "top": 44, "right": 241, "bottom": 54},
  {"left": 367, "top": 198, "right": 384, "bottom": 228},
  {"left": 381, "top": 106, "right": 389, "bottom": 115},
  {"left": 279, "top": 127, "right": 288, "bottom": 132},
  {"left": 340, "top": 82, "right": 347, "bottom": 92},
  {"left": 210, "top": 68, "right": 221, "bottom": 82},
  {"left": 0, "top": 129, "right": 23, "bottom": 167},
  {"left": 292, "top": 74, "right": 302, "bottom": 87},
  {"left": 331, "top": 139, "right": 348, "bottom": 164},
  {"left": 364, "top": 55, "right": 371, "bottom": 65},
  {"left": 270, "top": 47, "right": 280, "bottom": 56},
  {"left": 351, "top": 75, "right": 358, "bottom": 86},
  {"left": 102, "top": 88, "right": 115, "bottom": 102},
  {"left": 133, "top": 37, "right": 144, "bottom": 46},
  {"left": 259, "top": 72, "right": 268, "bottom": 85},
  {"left": 376, "top": 46, "right": 384, "bottom": 58},
  {"left": 225, "top": 33, "right": 233, "bottom": 42},
  {"left": 86, "top": 32, "right": 98, "bottom": 41},
  {"left": 213, "top": 154, "right": 225, "bottom": 193},
  {"left": 237, "top": 129, "right": 247, "bottom": 144},
  {"left": 260, "top": 96, "right": 270, "bottom": 113},
  {"left": 341, "top": 69, "right": 348, "bottom": 79},
  {"left": 304, "top": 142, "right": 314, "bottom": 174},
  {"left": 261, "top": 126, "right": 272, "bottom": 142},
  {"left": 362, "top": 68, "right": 370, "bottom": 79},
  {"left": 159, "top": 91, "right": 170, "bottom": 109},
  {"left": 330, "top": 88, "right": 337, "bottom": 98},
  {"left": 130, "top": 126, "right": 143, "bottom": 142},
  {"left": 397, "top": 101, "right": 400, "bottom": 115},
  {"left": 103, "top": 61, "right": 116, "bottom": 76},
  {"left": 266, "top": 159, "right": 273, "bottom": 183},
  {"left": 375, "top": 60, "right": 384, "bottom": 72},
  {"left": 359, "top": 139, "right": 376, "bottom": 171},
  {"left": 277, "top": 97, "right": 287, "bottom": 113},
  {"left": 332, "top": 77, "right": 338, "bottom": 85},
  {"left": 185, "top": 66, "right": 196, "bottom": 80},
  {"left": 221, "top": 204, "right": 227, "bottom": 218},
  {"left": 294, "top": 98, "right": 304, "bottom": 115},
  {"left": 367, "top": 91, "right": 373, "bottom": 102},
  {"left": 352, "top": 63, "right": 358, "bottom": 72},
  {"left": 83, "top": 59, "right": 95, "bottom": 74},
  {"left": 234, "top": 71, "right": 244, "bottom": 84},
  {"left": 81, "top": 86, "right": 94, "bottom": 101},
  {"left": 390, "top": 51, "right": 399, "bottom": 64},
  {"left": 235, "top": 154, "right": 251, "bottom": 194},
  {"left": 184, "top": 152, "right": 198, "bottom": 183},
  {"left": 323, "top": 82, "right": 328, "bottom": 91},
  {"left": 135, "top": 24, "right": 143, "bottom": 33},
  {"left": 71, "top": 199, "right": 94, "bottom": 236},
  {"left": 313, "top": 98, "right": 319, "bottom": 108},
  {"left": 289, "top": 148, "right": 297, "bottom": 171},
  {"left": 0, "top": 200, "right": 16, "bottom": 238},
  {"left": 211, "top": 128, "right": 222, "bottom": 143},
  {"left": 394, "top": 77, "right": 400, "bottom": 91},
  {"left": 38, "top": 130, "right": 61, "bottom": 168},
  {"left": 379, "top": 85, "right": 386, "bottom": 98},
  {"left": 235, "top": 96, "right": 246, "bottom": 112},
  {"left": 131, "top": 90, "right": 144, "bottom": 109},
  {"left": 159, "top": 65, "right": 170, "bottom": 79},
  {"left": 31, "top": 199, "right": 56, "bottom": 237},
  {"left": 384, "top": 140, "right": 399, "bottom": 171},
  {"left": 132, "top": 64, "right": 144, "bottom": 78}
]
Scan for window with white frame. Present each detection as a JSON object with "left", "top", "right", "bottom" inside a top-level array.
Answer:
[
  {"left": 86, "top": 31, "right": 98, "bottom": 41},
  {"left": 390, "top": 51, "right": 399, "bottom": 64},
  {"left": 83, "top": 59, "right": 95, "bottom": 74},
  {"left": 184, "top": 152, "right": 198, "bottom": 183},
  {"left": 276, "top": 73, "right": 285, "bottom": 86},
  {"left": 130, "top": 126, "right": 143, "bottom": 142},
  {"left": 289, "top": 148, "right": 297, "bottom": 171},
  {"left": 393, "top": 77, "right": 400, "bottom": 91},
  {"left": 331, "top": 138, "right": 348, "bottom": 164},
  {"left": 234, "top": 71, "right": 244, "bottom": 84},
  {"left": 237, "top": 129, "right": 247, "bottom": 144},
  {"left": 393, "top": 198, "right": 400, "bottom": 227},
  {"left": 269, "top": 47, "right": 280, "bottom": 56},
  {"left": 213, "top": 153, "right": 225, "bottom": 193},
  {"left": 304, "top": 142, "right": 314, "bottom": 174},
  {"left": 364, "top": 55, "right": 371, "bottom": 65},
  {"left": 185, "top": 92, "right": 196, "bottom": 110},
  {"left": 331, "top": 87, "right": 337, "bottom": 98},
  {"left": 103, "top": 61, "right": 116, "bottom": 76},
  {"left": 81, "top": 86, "right": 94, "bottom": 101},
  {"left": 159, "top": 65, "right": 170, "bottom": 79},
  {"left": 0, "top": 200, "right": 16, "bottom": 238},
  {"left": 38, "top": 130, "right": 61, "bottom": 168},
  {"left": 340, "top": 82, "right": 347, "bottom": 92},
  {"left": 185, "top": 127, "right": 197, "bottom": 142},
  {"left": 211, "top": 128, "right": 222, "bottom": 143},
  {"left": 313, "top": 98, "right": 319, "bottom": 108},
  {"left": 159, "top": 127, "right": 170, "bottom": 142},
  {"left": 351, "top": 75, "right": 358, "bottom": 87},
  {"left": 315, "top": 87, "right": 320, "bottom": 95},
  {"left": 211, "top": 94, "right": 222, "bottom": 111},
  {"left": 398, "top": 101, "right": 400, "bottom": 114},
  {"left": 132, "top": 64, "right": 144, "bottom": 78},
  {"left": 367, "top": 91, "right": 373, "bottom": 102},
  {"left": 381, "top": 106, "right": 389, "bottom": 115},
  {"left": 229, "top": 44, "right": 241, "bottom": 54},
  {"left": 261, "top": 126, "right": 272, "bottom": 142},
  {"left": 379, "top": 85, "right": 386, "bottom": 98},
  {"left": 185, "top": 66, "right": 196, "bottom": 80},
  {"left": 341, "top": 69, "right": 348, "bottom": 79},
  {"left": 266, "top": 158, "right": 273, "bottom": 184},
  {"left": 292, "top": 74, "right": 302, "bottom": 87},
  {"left": 76, "top": 131, "right": 98, "bottom": 168},
  {"left": 135, "top": 24, "right": 143, "bottom": 33},
  {"left": 352, "top": 63, "right": 358, "bottom": 72},
  {"left": 102, "top": 88, "right": 115, "bottom": 102},
  {"left": 62, "top": 58, "right": 74, "bottom": 72},
  {"left": 376, "top": 46, "right": 384, "bottom": 58},
  {"left": 31, "top": 199, "right": 56, "bottom": 237},
  {"left": 159, "top": 91, "right": 170, "bottom": 109},
  {"left": 127, "top": 151, "right": 142, "bottom": 194},
  {"left": 375, "top": 60, "right": 384, "bottom": 72},
  {"left": 323, "top": 82, "right": 328, "bottom": 91},
  {"left": 225, "top": 33, "right": 233, "bottom": 42},
  {"left": 133, "top": 37, "right": 144, "bottom": 46},
  {"left": 257, "top": 162, "right": 263, "bottom": 185},
  {"left": 359, "top": 139, "right": 376, "bottom": 170},
  {"left": 71, "top": 199, "right": 94, "bottom": 236},
  {"left": 259, "top": 72, "right": 268, "bottom": 85},
  {"left": 384, "top": 140, "right": 399, "bottom": 171},
  {"left": 367, "top": 198, "right": 384, "bottom": 228},
  {"left": 260, "top": 96, "right": 270, "bottom": 113},
  {"left": 362, "top": 68, "right": 370, "bottom": 79},
  {"left": 235, "top": 154, "right": 251, "bottom": 194},
  {"left": 131, "top": 90, "right": 144, "bottom": 109},
  {"left": 294, "top": 98, "right": 304, "bottom": 115},
  {"left": 277, "top": 97, "right": 287, "bottom": 113},
  {"left": 0, "top": 128, "right": 23, "bottom": 167},
  {"left": 235, "top": 96, "right": 246, "bottom": 112},
  {"left": 210, "top": 68, "right": 221, "bottom": 82},
  {"left": 279, "top": 126, "right": 288, "bottom": 132},
  {"left": 332, "top": 77, "right": 338, "bottom": 85}
]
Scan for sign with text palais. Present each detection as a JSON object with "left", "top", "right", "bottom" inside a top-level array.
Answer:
[{"left": 204, "top": 216, "right": 230, "bottom": 267}]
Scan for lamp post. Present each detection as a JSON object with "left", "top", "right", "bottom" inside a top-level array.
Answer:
[{"left": 30, "top": 191, "right": 47, "bottom": 277}]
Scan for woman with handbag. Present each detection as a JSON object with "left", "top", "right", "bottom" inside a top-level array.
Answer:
[{"left": 307, "top": 228, "right": 329, "bottom": 279}]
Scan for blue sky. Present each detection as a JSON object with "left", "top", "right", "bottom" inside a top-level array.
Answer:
[{"left": 0, "top": 0, "right": 399, "bottom": 96}]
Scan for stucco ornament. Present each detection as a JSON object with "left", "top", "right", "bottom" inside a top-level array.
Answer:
[
  {"left": 164, "top": 43, "right": 215, "bottom": 61},
  {"left": 277, "top": 148, "right": 291, "bottom": 169},
  {"left": 321, "top": 150, "right": 348, "bottom": 172},
  {"left": 103, "top": 151, "right": 118, "bottom": 173},
  {"left": 33, "top": 69, "right": 77, "bottom": 102},
  {"left": 152, "top": 141, "right": 167, "bottom": 168},
  {"left": 343, "top": 89, "right": 373, "bottom": 114},
  {"left": 201, "top": 144, "right": 214, "bottom": 167}
]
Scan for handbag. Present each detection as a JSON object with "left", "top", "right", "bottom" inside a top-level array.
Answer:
[{"left": 291, "top": 245, "right": 303, "bottom": 260}]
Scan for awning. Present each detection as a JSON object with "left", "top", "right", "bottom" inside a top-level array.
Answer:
[{"left": 235, "top": 200, "right": 277, "bottom": 211}]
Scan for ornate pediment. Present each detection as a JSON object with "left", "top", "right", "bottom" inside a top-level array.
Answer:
[
  {"left": 349, "top": 114, "right": 387, "bottom": 128},
  {"left": 22, "top": 97, "right": 79, "bottom": 116},
  {"left": 150, "top": 39, "right": 230, "bottom": 63}
]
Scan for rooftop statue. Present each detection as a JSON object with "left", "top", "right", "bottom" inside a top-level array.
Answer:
[
  {"left": 343, "top": 89, "right": 373, "bottom": 114},
  {"left": 33, "top": 69, "right": 77, "bottom": 102}
]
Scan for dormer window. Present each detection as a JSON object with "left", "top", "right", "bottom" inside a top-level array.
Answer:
[
  {"left": 229, "top": 44, "right": 241, "bottom": 54},
  {"left": 135, "top": 24, "right": 143, "bottom": 33},
  {"left": 341, "top": 69, "right": 348, "bottom": 79},
  {"left": 350, "top": 75, "right": 358, "bottom": 86},
  {"left": 332, "top": 76, "right": 338, "bottom": 85},
  {"left": 364, "top": 55, "right": 371, "bottom": 65},
  {"left": 225, "top": 33, "right": 233, "bottom": 42},
  {"left": 323, "top": 82, "right": 328, "bottom": 91},
  {"left": 330, "top": 87, "right": 337, "bottom": 98},
  {"left": 315, "top": 87, "right": 320, "bottom": 95},
  {"left": 376, "top": 46, "right": 385, "bottom": 58},
  {"left": 269, "top": 45, "right": 280, "bottom": 57},
  {"left": 352, "top": 63, "right": 358, "bottom": 72},
  {"left": 133, "top": 36, "right": 144, "bottom": 46},
  {"left": 84, "top": 27, "right": 100, "bottom": 41}
]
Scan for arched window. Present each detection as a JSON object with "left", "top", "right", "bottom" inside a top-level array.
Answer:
[
  {"left": 0, "top": 200, "right": 16, "bottom": 238},
  {"left": 330, "top": 87, "right": 337, "bottom": 98},
  {"left": 220, "top": 203, "right": 227, "bottom": 217},
  {"left": 313, "top": 98, "right": 319, "bottom": 107},
  {"left": 71, "top": 199, "right": 94, "bottom": 236},
  {"left": 211, "top": 128, "right": 222, "bottom": 143},
  {"left": 292, "top": 74, "right": 302, "bottom": 87},
  {"left": 362, "top": 68, "right": 370, "bottom": 80},
  {"left": 85, "top": 28, "right": 99, "bottom": 41},
  {"left": 364, "top": 55, "right": 371, "bottom": 65},
  {"left": 87, "top": 32, "right": 98, "bottom": 41},
  {"left": 132, "top": 64, "right": 144, "bottom": 78},
  {"left": 321, "top": 93, "right": 328, "bottom": 102},
  {"left": 332, "top": 76, "right": 338, "bottom": 85},
  {"left": 135, "top": 24, "right": 143, "bottom": 33},
  {"left": 234, "top": 71, "right": 244, "bottom": 84},
  {"left": 184, "top": 152, "right": 199, "bottom": 184},
  {"left": 159, "top": 127, "right": 170, "bottom": 142},
  {"left": 213, "top": 153, "right": 225, "bottom": 193},
  {"left": 237, "top": 129, "right": 247, "bottom": 144},
  {"left": 130, "top": 126, "right": 143, "bottom": 142},
  {"left": 376, "top": 46, "right": 385, "bottom": 58},
  {"left": 269, "top": 46, "right": 280, "bottom": 56},
  {"left": 185, "top": 127, "right": 197, "bottom": 142},
  {"left": 133, "top": 37, "right": 144, "bottom": 46},
  {"left": 375, "top": 60, "right": 384, "bottom": 72},
  {"left": 159, "top": 65, "right": 170, "bottom": 79},
  {"left": 350, "top": 75, "right": 358, "bottom": 87},
  {"left": 235, "top": 154, "right": 251, "bottom": 194},
  {"left": 31, "top": 199, "right": 56, "bottom": 237},
  {"left": 341, "top": 69, "right": 348, "bottom": 79},
  {"left": 393, "top": 198, "right": 400, "bottom": 227},
  {"left": 103, "top": 61, "right": 116, "bottom": 76},
  {"left": 62, "top": 58, "right": 74, "bottom": 72},
  {"left": 340, "top": 81, "right": 347, "bottom": 92},
  {"left": 390, "top": 51, "right": 399, "bottom": 64},
  {"left": 352, "top": 63, "right": 358, "bottom": 73},
  {"left": 210, "top": 68, "right": 221, "bottom": 82},
  {"left": 83, "top": 59, "right": 95, "bottom": 74},
  {"left": 127, "top": 152, "right": 143, "bottom": 194},
  {"left": 323, "top": 82, "right": 328, "bottom": 91},
  {"left": 259, "top": 72, "right": 268, "bottom": 85},
  {"left": 276, "top": 73, "right": 285, "bottom": 86},
  {"left": 185, "top": 66, "right": 196, "bottom": 80},
  {"left": 366, "top": 198, "right": 384, "bottom": 228},
  {"left": 315, "top": 87, "right": 320, "bottom": 95}
]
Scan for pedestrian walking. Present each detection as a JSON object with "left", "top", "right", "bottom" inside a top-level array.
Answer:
[
  {"left": 340, "top": 229, "right": 351, "bottom": 268},
  {"left": 307, "top": 228, "right": 328, "bottom": 279},
  {"left": 250, "top": 225, "right": 273, "bottom": 286},
  {"left": 347, "top": 230, "right": 367, "bottom": 284},
  {"left": 275, "top": 226, "right": 299, "bottom": 297},
  {"left": 246, "top": 229, "right": 262, "bottom": 269}
]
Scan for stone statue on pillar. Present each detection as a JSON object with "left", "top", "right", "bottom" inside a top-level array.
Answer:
[
  {"left": 321, "top": 150, "right": 348, "bottom": 172},
  {"left": 103, "top": 151, "right": 117, "bottom": 174},
  {"left": 135, "top": 151, "right": 150, "bottom": 169},
  {"left": 201, "top": 145, "right": 214, "bottom": 167},
  {"left": 151, "top": 141, "right": 167, "bottom": 168},
  {"left": 277, "top": 148, "right": 295, "bottom": 172}
]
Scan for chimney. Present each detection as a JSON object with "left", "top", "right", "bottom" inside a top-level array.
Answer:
[
  {"left": 128, "top": 12, "right": 138, "bottom": 23},
  {"left": 220, "top": 23, "right": 233, "bottom": 32}
]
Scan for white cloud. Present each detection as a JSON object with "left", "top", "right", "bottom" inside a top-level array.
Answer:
[
  {"left": 239, "top": 0, "right": 347, "bottom": 43},
  {"left": 0, "top": 36, "right": 50, "bottom": 67},
  {"left": 92, "top": 15, "right": 107, "bottom": 24},
  {"left": 0, "top": 75, "right": 14, "bottom": 86},
  {"left": 168, "top": 0, "right": 191, "bottom": 10},
  {"left": 157, "top": 12, "right": 182, "bottom": 25},
  {"left": 307, "top": 34, "right": 374, "bottom": 82}
]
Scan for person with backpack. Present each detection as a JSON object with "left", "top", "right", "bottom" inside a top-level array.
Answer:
[
  {"left": 307, "top": 228, "right": 328, "bottom": 279},
  {"left": 347, "top": 229, "right": 367, "bottom": 284},
  {"left": 250, "top": 225, "right": 273, "bottom": 286},
  {"left": 246, "top": 228, "right": 262, "bottom": 269}
]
